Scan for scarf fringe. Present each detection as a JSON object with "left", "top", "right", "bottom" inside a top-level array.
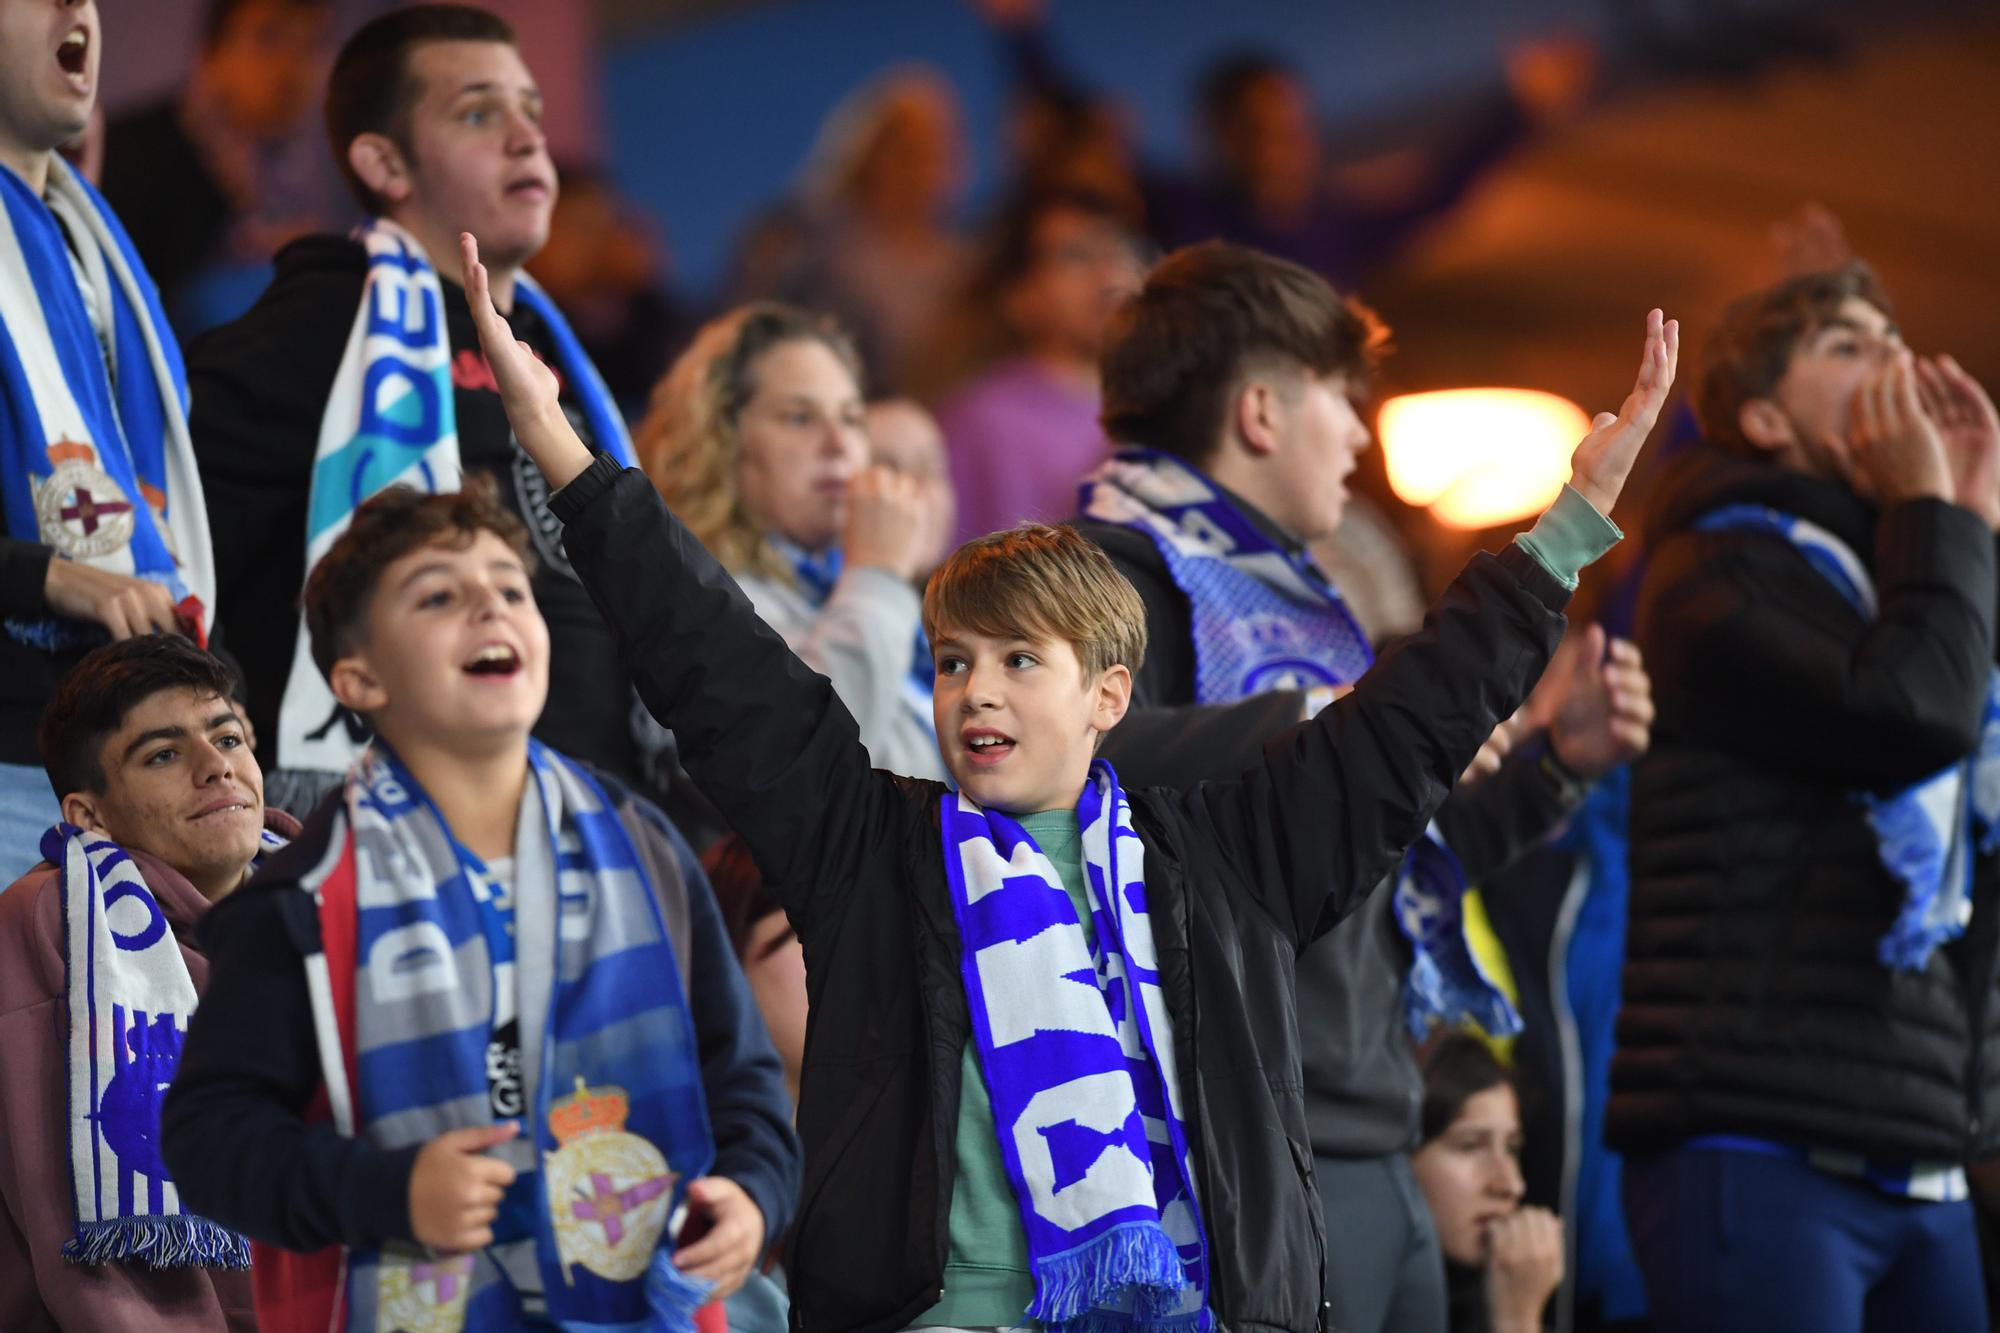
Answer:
[
  {"left": 63, "top": 1215, "right": 251, "bottom": 1270},
  {"left": 1031, "top": 1222, "right": 1192, "bottom": 1327},
  {"left": 643, "top": 1247, "right": 715, "bottom": 1332}
]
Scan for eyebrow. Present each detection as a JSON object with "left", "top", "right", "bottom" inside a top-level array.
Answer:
[
  {"left": 398, "top": 558, "right": 530, "bottom": 593},
  {"left": 449, "top": 81, "right": 542, "bottom": 104},
  {"left": 121, "top": 725, "right": 187, "bottom": 762}
]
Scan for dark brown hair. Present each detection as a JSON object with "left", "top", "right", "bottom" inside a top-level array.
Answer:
[
  {"left": 923, "top": 523, "right": 1146, "bottom": 680},
  {"left": 324, "top": 3, "right": 517, "bottom": 213},
  {"left": 40, "top": 636, "right": 241, "bottom": 798},
  {"left": 1099, "top": 241, "right": 1387, "bottom": 466},
  {"left": 1693, "top": 261, "right": 1894, "bottom": 451},
  {"left": 302, "top": 478, "right": 535, "bottom": 682},
  {"left": 1418, "top": 1033, "right": 1521, "bottom": 1145}
]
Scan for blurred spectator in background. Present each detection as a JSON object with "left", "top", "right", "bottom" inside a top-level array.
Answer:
[
  {"left": 1147, "top": 42, "right": 1594, "bottom": 290},
  {"left": 638, "top": 303, "right": 945, "bottom": 779},
  {"left": 704, "top": 834, "right": 805, "bottom": 1112},
  {"left": 525, "top": 161, "right": 693, "bottom": 418},
  {"left": 101, "top": 0, "right": 335, "bottom": 337},
  {"left": 1413, "top": 1035, "right": 1566, "bottom": 1333},
  {"left": 926, "top": 189, "right": 1144, "bottom": 542},
  {"left": 864, "top": 396, "right": 957, "bottom": 572},
  {"left": 729, "top": 66, "right": 970, "bottom": 394},
  {"left": 1614, "top": 263, "right": 2000, "bottom": 1330}
]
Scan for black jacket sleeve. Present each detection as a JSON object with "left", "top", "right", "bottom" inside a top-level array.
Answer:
[
  {"left": 550, "top": 459, "right": 897, "bottom": 943},
  {"left": 1171, "top": 544, "right": 1569, "bottom": 949},
  {"left": 161, "top": 836, "right": 422, "bottom": 1252},
  {"left": 1639, "top": 497, "right": 1997, "bottom": 792},
  {"left": 0, "top": 537, "right": 51, "bottom": 618},
  {"left": 637, "top": 808, "right": 802, "bottom": 1247}
]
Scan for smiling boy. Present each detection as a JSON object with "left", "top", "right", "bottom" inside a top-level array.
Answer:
[
  {"left": 0, "top": 636, "right": 294, "bottom": 1332},
  {"left": 463, "top": 230, "right": 1675, "bottom": 1331},
  {"left": 160, "top": 483, "right": 799, "bottom": 1332}
]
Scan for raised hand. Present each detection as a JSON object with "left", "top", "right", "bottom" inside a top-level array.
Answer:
[
  {"left": 1567, "top": 308, "right": 1679, "bottom": 517},
  {"left": 408, "top": 1121, "right": 519, "bottom": 1253},
  {"left": 1850, "top": 354, "right": 1951, "bottom": 509},
  {"left": 1915, "top": 354, "right": 2000, "bottom": 529},
  {"left": 459, "top": 231, "right": 593, "bottom": 490},
  {"left": 1536, "top": 624, "right": 1654, "bottom": 780}
]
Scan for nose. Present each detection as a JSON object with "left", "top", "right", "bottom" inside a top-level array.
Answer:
[
  {"left": 958, "top": 661, "right": 1001, "bottom": 712},
  {"left": 1486, "top": 1147, "right": 1525, "bottom": 1202},
  {"left": 191, "top": 735, "right": 239, "bottom": 788},
  {"left": 505, "top": 107, "right": 546, "bottom": 157}
]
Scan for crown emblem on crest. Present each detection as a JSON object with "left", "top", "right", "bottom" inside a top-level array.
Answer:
[
  {"left": 549, "top": 1076, "right": 630, "bottom": 1144},
  {"left": 47, "top": 438, "right": 97, "bottom": 466}
]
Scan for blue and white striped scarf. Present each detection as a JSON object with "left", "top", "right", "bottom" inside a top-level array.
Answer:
[
  {"left": 53, "top": 821, "right": 279, "bottom": 1270},
  {"left": 1080, "top": 449, "right": 1519, "bottom": 1037},
  {"left": 1694, "top": 502, "right": 2000, "bottom": 970},
  {"left": 0, "top": 157, "right": 212, "bottom": 650},
  {"left": 273, "top": 220, "right": 638, "bottom": 775},
  {"left": 322, "top": 743, "right": 714, "bottom": 1332},
  {"left": 942, "top": 761, "right": 1211, "bottom": 1331}
]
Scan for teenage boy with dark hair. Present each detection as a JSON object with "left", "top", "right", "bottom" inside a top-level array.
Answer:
[
  {"left": 0, "top": 0, "right": 216, "bottom": 865},
  {"left": 457, "top": 229, "right": 1675, "bottom": 1331},
  {"left": 1610, "top": 262, "right": 2000, "bottom": 1331},
  {"left": 187, "top": 2, "right": 651, "bottom": 818},
  {"left": 161, "top": 482, "right": 799, "bottom": 1332},
  {"left": 1070, "top": 241, "right": 1656, "bottom": 1333},
  {"left": 0, "top": 635, "right": 295, "bottom": 1331}
]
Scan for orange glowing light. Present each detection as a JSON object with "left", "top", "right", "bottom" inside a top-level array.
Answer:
[{"left": 1378, "top": 388, "right": 1590, "bottom": 531}]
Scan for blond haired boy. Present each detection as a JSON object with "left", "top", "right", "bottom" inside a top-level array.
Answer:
[{"left": 460, "top": 230, "right": 1676, "bottom": 1332}]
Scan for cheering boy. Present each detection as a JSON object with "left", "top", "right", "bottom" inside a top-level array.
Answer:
[
  {"left": 463, "top": 230, "right": 1675, "bottom": 1332},
  {"left": 160, "top": 483, "right": 799, "bottom": 1332}
]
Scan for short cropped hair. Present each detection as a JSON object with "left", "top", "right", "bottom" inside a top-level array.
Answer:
[
  {"left": 40, "top": 636, "right": 240, "bottom": 799},
  {"left": 324, "top": 3, "right": 517, "bottom": 213},
  {"left": 302, "top": 478, "right": 536, "bottom": 683},
  {"left": 1693, "top": 261, "right": 1895, "bottom": 452},
  {"left": 923, "top": 523, "right": 1146, "bottom": 681},
  {"left": 1099, "top": 242, "right": 1387, "bottom": 467}
]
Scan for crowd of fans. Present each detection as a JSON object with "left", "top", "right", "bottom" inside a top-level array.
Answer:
[{"left": 1, "top": 2, "right": 1995, "bottom": 1332}]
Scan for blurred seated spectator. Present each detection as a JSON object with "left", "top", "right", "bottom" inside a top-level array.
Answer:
[
  {"left": 864, "top": 397, "right": 957, "bottom": 575},
  {"left": 1413, "top": 1035, "right": 1565, "bottom": 1333},
  {"left": 638, "top": 304, "right": 944, "bottom": 778},
  {"left": 929, "top": 190, "right": 1144, "bottom": 542},
  {"left": 524, "top": 162, "right": 693, "bottom": 418},
  {"left": 728, "top": 66, "right": 969, "bottom": 394},
  {"left": 101, "top": 0, "right": 335, "bottom": 337}
]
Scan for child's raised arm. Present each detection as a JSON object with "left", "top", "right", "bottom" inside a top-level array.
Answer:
[
  {"left": 1185, "top": 309, "right": 1675, "bottom": 946},
  {"left": 459, "top": 234, "right": 890, "bottom": 936},
  {"left": 461, "top": 232, "right": 594, "bottom": 490}
]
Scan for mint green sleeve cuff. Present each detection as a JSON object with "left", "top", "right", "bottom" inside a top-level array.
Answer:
[{"left": 1512, "top": 484, "right": 1623, "bottom": 590}]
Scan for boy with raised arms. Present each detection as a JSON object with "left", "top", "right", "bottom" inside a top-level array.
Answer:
[{"left": 464, "top": 229, "right": 1676, "bottom": 1332}]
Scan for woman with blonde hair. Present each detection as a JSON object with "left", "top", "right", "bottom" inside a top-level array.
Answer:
[{"left": 637, "top": 302, "right": 944, "bottom": 779}]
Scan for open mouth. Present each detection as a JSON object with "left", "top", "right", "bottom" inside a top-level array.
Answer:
[
  {"left": 463, "top": 643, "right": 523, "bottom": 678},
  {"left": 504, "top": 176, "right": 550, "bottom": 200},
  {"left": 56, "top": 27, "right": 88, "bottom": 79},
  {"left": 963, "top": 729, "right": 1016, "bottom": 766}
]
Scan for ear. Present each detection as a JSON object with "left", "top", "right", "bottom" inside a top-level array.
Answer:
[
  {"left": 1231, "top": 377, "right": 1286, "bottom": 459},
  {"left": 329, "top": 653, "right": 389, "bottom": 715},
  {"left": 347, "top": 131, "right": 413, "bottom": 207},
  {"left": 60, "top": 791, "right": 108, "bottom": 836},
  {"left": 1737, "top": 397, "right": 1796, "bottom": 454},
  {"left": 1089, "top": 663, "right": 1133, "bottom": 736}
]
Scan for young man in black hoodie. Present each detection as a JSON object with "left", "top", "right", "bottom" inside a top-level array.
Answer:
[
  {"left": 1612, "top": 263, "right": 2000, "bottom": 1331},
  {"left": 1069, "top": 242, "right": 1655, "bottom": 1333},
  {"left": 458, "top": 227, "right": 1676, "bottom": 1333},
  {"left": 187, "top": 4, "right": 649, "bottom": 816}
]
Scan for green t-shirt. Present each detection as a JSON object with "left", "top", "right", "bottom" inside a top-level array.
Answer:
[{"left": 911, "top": 808, "right": 1087, "bottom": 1329}]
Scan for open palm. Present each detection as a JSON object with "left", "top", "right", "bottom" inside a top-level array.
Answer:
[
  {"left": 1567, "top": 308, "right": 1680, "bottom": 516},
  {"left": 459, "top": 232, "right": 593, "bottom": 488}
]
